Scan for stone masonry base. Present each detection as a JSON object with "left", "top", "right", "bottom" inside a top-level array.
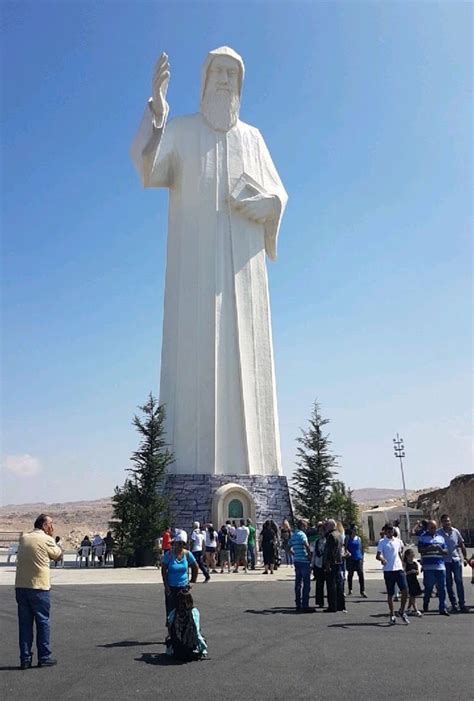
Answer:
[{"left": 163, "top": 474, "right": 293, "bottom": 532}]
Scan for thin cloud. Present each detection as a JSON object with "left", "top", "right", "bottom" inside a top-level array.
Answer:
[{"left": 3, "top": 454, "right": 42, "bottom": 477}]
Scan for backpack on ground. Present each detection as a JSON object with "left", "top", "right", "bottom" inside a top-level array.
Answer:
[{"left": 169, "top": 609, "right": 201, "bottom": 661}]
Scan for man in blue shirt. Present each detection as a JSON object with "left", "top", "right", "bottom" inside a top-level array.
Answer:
[
  {"left": 418, "top": 520, "right": 449, "bottom": 615},
  {"left": 289, "top": 519, "right": 313, "bottom": 612},
  {"left": 438, "top": 514, "right": 468, "bottom": 613}
]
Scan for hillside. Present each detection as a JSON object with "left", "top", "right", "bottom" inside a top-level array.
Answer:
[
  {"left": 351, "top": 488, "right": 408, "bottom": 504},
  {"left": 0, "top": 498, "right": 113, "bottom": 548}
]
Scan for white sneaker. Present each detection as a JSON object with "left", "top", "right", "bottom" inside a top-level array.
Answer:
[
  {"left": 414, "top": 610, "right": 423, "bottom": 617},
  {"left": 390, "top": 615, "right": 396, "bottom": 625},
  {"left": 401, "top": 613, "right": 410, "bottom": 624}
]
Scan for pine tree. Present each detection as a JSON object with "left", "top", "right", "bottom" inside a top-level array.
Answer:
[
  {"left": 110, "top": 393, "right": 173, "bottom": 566},
  {"left": 327, "top": 482, "right": 360, "bottom": 525},
  {"left": 327, "top": 480, "right": 347, "bottom": 521},
  {"left": 291, "top": 400, "right": 338, "bottom": 523},
  {"left": 109, "top": 479, "right": 137, "bottom": 559},
  {"left": 344, "top": 488, "right": 359, "bottom": 526}
]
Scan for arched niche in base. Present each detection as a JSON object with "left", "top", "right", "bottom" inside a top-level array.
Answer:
[{"left": 212, "top": 482, "right": 256, "bottom": 528}]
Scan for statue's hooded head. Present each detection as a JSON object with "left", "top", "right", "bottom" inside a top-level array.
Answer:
[{"left": 200, "top": 46, "right": 245, "bottom": 132}]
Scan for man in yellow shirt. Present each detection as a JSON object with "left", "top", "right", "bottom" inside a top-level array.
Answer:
[{"left": 15, "top": 514, "right": 63, "bottom": 669}]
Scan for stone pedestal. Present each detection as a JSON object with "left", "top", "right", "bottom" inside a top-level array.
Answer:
[{"left": 163, "top": 474, "right": 293, "bottom": 532}]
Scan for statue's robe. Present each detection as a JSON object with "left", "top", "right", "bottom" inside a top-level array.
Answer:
[{"left": 131, "top": 108, "right": 288, "bottom": 476}]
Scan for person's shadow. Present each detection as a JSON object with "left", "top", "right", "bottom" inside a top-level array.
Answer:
[
  {"left": 98, "top": 640, "right": 165, "bottom": 648},
  {"left": 136, "top": 652, "right": 208, "bottom": 666},
  {"left": 245, "top": 607, "right": 309, "bottom": 615},
  {"left": 327, "top": 614, "right": 400, "bottom": 629}
]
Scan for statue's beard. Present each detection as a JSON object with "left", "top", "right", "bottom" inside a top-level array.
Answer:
[{"left": 201, "top": 89, "right": 240, "bottom": 132}]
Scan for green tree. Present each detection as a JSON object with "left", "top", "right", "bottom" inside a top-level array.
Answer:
[
  {"left": 327, "top": 482, "right": 360, "bottom": 525},
  {"left": 110, "top": 393, "right": 173, "bottom": 566},
  {"left": 109, "top": 479, "right": 137, "bottom": 560},
  {"left": 344, "top": 488, "right": 359, "bottom": 526},
  {"left": 327, "top": 480, "right": 347, "bottom": 521},
  {"left": 291, "top": 400, "right": 338, "bottom": 523}
]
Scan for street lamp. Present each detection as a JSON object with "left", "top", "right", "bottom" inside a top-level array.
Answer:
[{"left": 393, "top": 433, "right": 411, "bottom": 543}]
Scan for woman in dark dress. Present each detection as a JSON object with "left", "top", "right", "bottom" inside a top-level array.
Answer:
[
  {"left": 260, "top": 520, "right": 276, "bottom": 575},
  {"left": 270, "top": 520, "right": 281, "bottom": 569}
]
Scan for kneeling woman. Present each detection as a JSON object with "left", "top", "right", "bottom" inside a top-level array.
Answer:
[
  {"left": 166, "top": 589, "right": 208, "bottom": 660},
  {"left": 161, "top": 536, "right": 199, "bottom": 617}
]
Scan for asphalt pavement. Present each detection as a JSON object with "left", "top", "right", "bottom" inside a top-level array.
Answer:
[{"left": 0, "top": 579, "right": 472, "bottom": 701}]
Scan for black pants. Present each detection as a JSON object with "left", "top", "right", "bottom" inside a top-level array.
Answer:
[
  {"left": 347, "top": 560, "right": 365, "bottom": 594},
  {"left": 314, "top": 566, "right": 325, "bottom": 607},
  {"left": 193, "top": 551, "right": 209, "bottom": 579},
  {"left": 325, "top": 565, "right": 345, "bottom": 612}
]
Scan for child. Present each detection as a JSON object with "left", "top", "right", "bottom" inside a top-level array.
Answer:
[
  {"left": 166, "top": 589, "right": 208, "bottom": 661},
  {"left": 403, "top": 549, "right": 423, "bottom": 617},
  {"left": 54, "top": 536, "right": 64, "bottom": 568}
]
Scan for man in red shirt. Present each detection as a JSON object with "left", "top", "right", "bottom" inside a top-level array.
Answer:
[{"left": 161, "top": 527, "right": 171, "bottom": 554}]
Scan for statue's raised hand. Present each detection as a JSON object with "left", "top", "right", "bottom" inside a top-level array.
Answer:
[{"left": 151, "top": 52, "right": 170, "bottom": 122}]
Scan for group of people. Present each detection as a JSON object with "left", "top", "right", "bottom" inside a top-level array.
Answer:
[
  {"left": 288, "top": 512, "right": 471, "bottom": 621},
  {"left": 12, "top": 511, "right": 473, "bottom": 668},
  {"left": 376, "top": 514, "right": 470, "bottom": 624},
  {"left": 159, "top": 517, "right": 331, "bottom": 578},
  {"left": 158, "top": 517, "right": 367, "bottom": 617},
  {"left": 157, "top": 517, "right": 312, "bottom": 660},
  {"left": 287, "top": 518, "right": 367, "bottom": 613},
  {"left": 158, "top": 519, "right": 258, "bottom": 579},
  {"left": 78, "top": 532, "right": 115, "bottom": 566}
]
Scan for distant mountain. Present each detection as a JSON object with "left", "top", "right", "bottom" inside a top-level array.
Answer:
[
  {"left": 0, "top": 498, "right": 112, "bottom": 514},
  {"left": 1, "top": 488, "right": 438, "bottom": 544},
  {"left": 351, "top": 488, "right": 413, "bottom": 505},
  {"left": 0, "top": 497, "right": 113, "bottom": 548}
]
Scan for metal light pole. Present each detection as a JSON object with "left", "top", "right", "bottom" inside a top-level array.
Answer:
[{"left": 393, "top": 433, "right": 411, "bottom": 543}]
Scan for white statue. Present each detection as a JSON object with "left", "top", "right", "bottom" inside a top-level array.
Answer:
[{"left": 131, "top": 47, "right": 288, "bottom": 476}]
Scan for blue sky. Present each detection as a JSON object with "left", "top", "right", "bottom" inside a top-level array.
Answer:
[{"left": 1, "top": 1, "right": 472, "bottom": 505}]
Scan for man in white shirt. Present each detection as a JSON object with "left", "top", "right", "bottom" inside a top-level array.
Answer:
[
  {"left": 233, "top": 520, "right": 249, "bottom": 573},
  {"left": 376, "top": 524, "right": 409, "bottom": 625},
  {"left": 190, "top": 522, "right": 210, "bottom": 582},
  {"left": 391, "top": 520, "right": 402, "bottom": 601}
]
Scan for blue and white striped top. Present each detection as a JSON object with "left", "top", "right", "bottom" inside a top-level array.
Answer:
[
  {"left": 289, "top": 529, "right": 309, "bottom": 563},
  {"left": 418, "top": 532, "right": 447, "bottom": 571}
]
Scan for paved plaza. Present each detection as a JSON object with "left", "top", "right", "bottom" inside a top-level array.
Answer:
[
  {"left": 0, "top": 566, "right": 472, "bottom": 701},
  {"left": 0, "top": 548, "right": 386, "bottom": 586}
]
